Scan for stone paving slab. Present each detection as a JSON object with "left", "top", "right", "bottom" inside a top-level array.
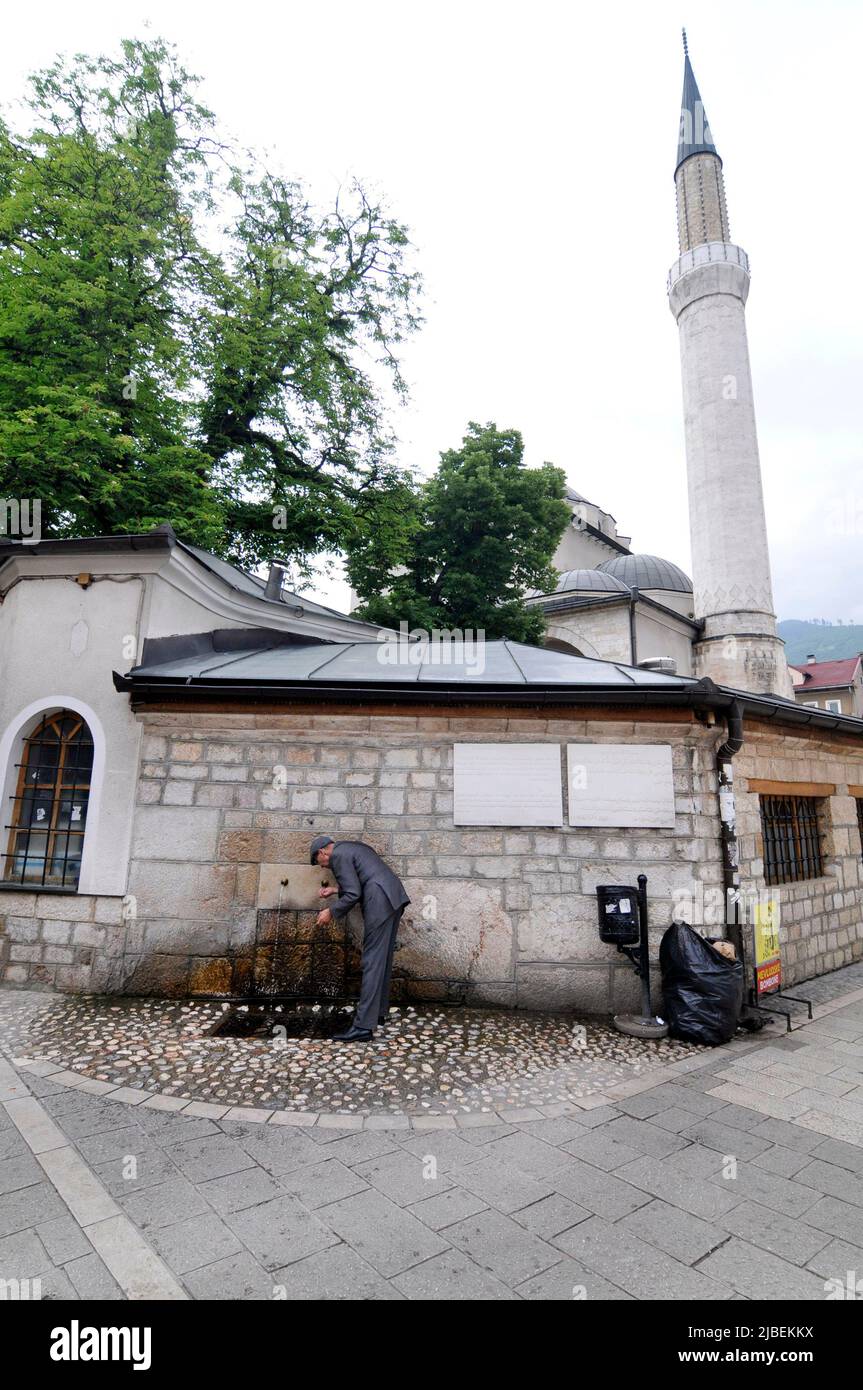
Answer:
[
  {"left": 806, "top": 1236, "right": 863, "bottom": 1280},
  {"left": 516, "top": 1255, "right": 633, "bottom": 1300},
  {"left": 449, "top": 1154, "right": 558, "bottom": 1216},
  {"left": 225, "top": 1193, "right": 340, "bottom": 1270},
  {"left": 277, "top": 1158, "right": 370, "bottom": 1211},
  {"left": 444, "top": 1206, "right": 562, "bottom": 1286},
  {"left": 183, "top": 1250, "right": 277, "bottom": 1301},
  {"left": 271, "top": 1244, "right": 404, "bottom": 1301},
  {"left": 697, "top": 1236, "right": 830, "bottom": 1300},
  {"left": 617, "top": 1197, "right": 728, "bottom": 1265},
  {"left": 800, "top": 1195, "right": 863, "bottom": 1247},
  {"left": 716, "top": 1199, "right": 833, "bottom": 1266},
  {"left": 391, "top": 1247, "right": 520, "bottom": 1300},
  {"left": 750, "top": 1144, "right": 813, "bottom": 1178},
  {"left": 314, "top": 1188, "right": 449, "bottom": 1277},
  {"left": 553, "top": 1214, "right": 733, "bottom": 1300},
  {"left": 549, "top": 1157, "right": 654, "bottom": 1222},
  {"left": 408, "top": 1185, "right": 490, "bottom": 1232}
]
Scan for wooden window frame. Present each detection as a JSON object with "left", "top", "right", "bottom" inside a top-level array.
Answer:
[{"left": 3, "top": 711, "right": 93, "bottom": 889}]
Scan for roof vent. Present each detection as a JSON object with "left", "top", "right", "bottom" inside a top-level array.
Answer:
[
  {"left": 264, "top": 564, "right": 285, "bottom": 601},
  {"left": 637, "top": 657, "right": 677, "bottom": 675},
  {"left": 807, "top": 653, "right": 817, "bottom": 663}
]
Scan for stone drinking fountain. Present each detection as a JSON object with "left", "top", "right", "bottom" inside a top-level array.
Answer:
[{"left": 213, "top": 862, "right": 364, "bottom": 1039}]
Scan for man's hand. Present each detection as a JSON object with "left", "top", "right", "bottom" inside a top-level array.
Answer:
[
  {"left": 318, "top": 886, "right": 337, "bottom": 898},
  {"left": 315, "top": 908, "right": 333, "bottom": 927}
]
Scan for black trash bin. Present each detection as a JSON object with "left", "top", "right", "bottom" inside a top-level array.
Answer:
[{"left": 596, "top": 884, "right": 640, "bottom": 946}]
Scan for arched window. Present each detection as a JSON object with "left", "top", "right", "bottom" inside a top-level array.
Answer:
[{"left": 3, "top": 711, "right": 94, "bottom": 888}]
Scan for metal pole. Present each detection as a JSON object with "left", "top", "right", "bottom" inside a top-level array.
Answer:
[{"left": 637, "top": 873, "right": 652, "bottom": 1019}]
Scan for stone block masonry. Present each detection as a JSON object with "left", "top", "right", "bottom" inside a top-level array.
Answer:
[
  {"left": 2, "top": 706, "right": 861, "bottom": 1012},
  {"left": 0, "top": 706, "right": 724, "bottom": 1013},
  {"left": 736, "top": 718, "right": 863, "bottom": 985}
]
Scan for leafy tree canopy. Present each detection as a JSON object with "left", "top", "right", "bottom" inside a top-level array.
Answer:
[
  {"left": 0, "top": 37, "right": 422, "bottom": 577},
  {"left": 350, "top": 422, "right": 570, "bottom": 642}
]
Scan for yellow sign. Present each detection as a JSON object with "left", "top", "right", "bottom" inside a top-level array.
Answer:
[{"left": 754, "top": 899, "right": 781, "bottom": 996}]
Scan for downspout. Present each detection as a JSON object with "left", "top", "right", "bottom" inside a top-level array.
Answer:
[
  {"left": 628, "top": 586, "right": 639, "bottom": 666},
  {"left": 716, "top": 699, "right": 744, "bottom": 965}
]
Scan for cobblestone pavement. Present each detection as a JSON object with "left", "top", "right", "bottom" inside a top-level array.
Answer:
[
  {"left": 2, "top": 966, "right": 863, "bottom": 1301},
  {"left": 0, "top": 993, "right": 703, "bottom": 1116}
]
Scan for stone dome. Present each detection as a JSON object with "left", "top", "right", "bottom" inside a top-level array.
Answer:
[
  {"left": 597, "top": 553, "right": 693, "bottom": 593},
  {"left": 555, "top": 568, "right": 631, "bottom": 594}
]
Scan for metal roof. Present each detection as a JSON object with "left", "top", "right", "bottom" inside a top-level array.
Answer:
[
  {"left": 597, "top": 553, "right": 693, "bottom": 593},
  {"left": 113, "top": 634, "right": 863, "bottom": 732},
  {"left": 554, "top": 568, "right": 631, "bottom": 594},
  {"left": 179, "top": 543, "right": 349, "bottom": 621},
  {"left": 676, "top": 36, "right": 720, "bottom": 173},
  {"left": 123, "top": 638, "right": 697, "bottom": 690}
]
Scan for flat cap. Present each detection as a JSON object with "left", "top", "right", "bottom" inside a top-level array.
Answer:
[{"left": 309, "top": 834, "right": 335, "bottom": 864}]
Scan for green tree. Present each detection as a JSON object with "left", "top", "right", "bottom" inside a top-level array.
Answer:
[
  {"left": 350, "top": 422, "right": 570, "bottom": 642},
  {"left": 0, "top": 37, "right": 421, "bottom": 575}
]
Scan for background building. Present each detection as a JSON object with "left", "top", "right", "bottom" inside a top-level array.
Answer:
[{"left": 791, "top": 655, "right": 863, "bottom": 717}]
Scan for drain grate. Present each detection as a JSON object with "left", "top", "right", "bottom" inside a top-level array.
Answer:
[{"left": 211, "top": 1002, "right": 355, "bottom": 1040}]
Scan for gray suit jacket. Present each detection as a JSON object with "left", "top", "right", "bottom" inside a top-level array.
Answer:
[{"left": 327, "top": 841, "right": 410, "bottom": 928}]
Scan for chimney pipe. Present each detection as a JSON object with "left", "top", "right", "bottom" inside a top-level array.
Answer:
[
  {"left": 265, "top": 564, "right": 285, "bottom": 601},
  {"left": 807, "top": 653, "right": 816, "bottom": 664}
]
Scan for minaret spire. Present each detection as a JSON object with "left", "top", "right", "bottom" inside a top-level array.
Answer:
[
  {"left": 674, "top": 32, "right": 729, "bottom": 252},
  {"left": 676, "top": 33, "right": 720, "bottom": 176}
]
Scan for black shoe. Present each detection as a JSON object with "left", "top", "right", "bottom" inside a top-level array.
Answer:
[{"left": 332, "top": 1026, "right": 374, "bottom": 1043}]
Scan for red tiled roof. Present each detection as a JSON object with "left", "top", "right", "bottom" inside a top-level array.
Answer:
[{"left": 791, "top": 655, "right": 862, "bottom": 689}]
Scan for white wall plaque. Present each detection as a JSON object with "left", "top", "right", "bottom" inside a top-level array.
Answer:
[
  {"left": 453, "top": 743, "right": 563, "bottom": 827},
  {"left": 567, "top": 743, "right": 676, "bottom": 828}
]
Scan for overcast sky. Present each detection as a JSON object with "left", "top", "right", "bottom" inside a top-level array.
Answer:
[{"left": 4, "top": 0, "right": 861, "bottom": 623}]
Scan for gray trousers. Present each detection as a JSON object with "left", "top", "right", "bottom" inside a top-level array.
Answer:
[{"left": 353, "top": 907, "right": 404, "bottom": 1031}]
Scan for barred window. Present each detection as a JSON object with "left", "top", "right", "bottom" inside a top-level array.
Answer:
[
  {"left": 759, "top": 795, "right": 823, "bottom": 886},
  {"left": 3, "top": 711, "right": 93, "bottom": 888},
  {"left": 857, "top": 798, "right": 863, "bottom": 862}
]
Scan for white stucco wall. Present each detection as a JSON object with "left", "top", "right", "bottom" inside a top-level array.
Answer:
[
  {"left": 553, "top": 525, "right": 622, "bottom": 574},
  {"left": 634, "top": 609, "right": 695, "bottom": 676},
  {"left": 0, "top": 542, "right": 391, "bottom": 902},
  {"left": 0, "top": 576, "right": 143, "bottom": 895}
]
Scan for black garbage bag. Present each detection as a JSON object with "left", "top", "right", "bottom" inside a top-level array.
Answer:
[{"left": 659, "top": 921, "right": 744, "bottom": 1046}]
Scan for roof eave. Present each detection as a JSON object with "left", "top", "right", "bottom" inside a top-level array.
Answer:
[{"left": 111, "top": 670, "right": 863, "bottom": 732}]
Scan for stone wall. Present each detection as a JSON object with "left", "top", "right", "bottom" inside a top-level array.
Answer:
[
  {"left": 0, "top": 891, "right": 127, "bottom": 992},
  {"left": 5, "top": 704, "right": 724, "bottom": 1013},
  {"left": 3, "top": 704, "right": 862, "bottom": 1012},
  {"left": 735, "top": 718, "right": 863, "bottom": 984}
]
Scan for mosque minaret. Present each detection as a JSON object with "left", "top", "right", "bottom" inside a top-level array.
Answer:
[{"left": 667, "top": 30, "right": 793, "bottom": 697}]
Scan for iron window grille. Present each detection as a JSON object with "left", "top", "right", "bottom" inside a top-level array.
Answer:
[
  {"left": 857, "top": 798, "right": 863, "bottom": 863},
  {"left": 759, "top": 794, "right": 823, "bottom": 887},
  {"left": 3, "top": 711, "right": 93, "bottom": 888}
]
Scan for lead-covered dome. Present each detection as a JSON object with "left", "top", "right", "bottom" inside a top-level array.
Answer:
[
  {"left": 597, "top": 553, "right": 693, "bottom": 593},
  {"left": 554, "top": 568, "right": 631, "bottom": 594}
]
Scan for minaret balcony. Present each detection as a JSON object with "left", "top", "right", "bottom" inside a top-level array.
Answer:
[{"left": 667, "top": 241, "right": 749, "bottom": 293}]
